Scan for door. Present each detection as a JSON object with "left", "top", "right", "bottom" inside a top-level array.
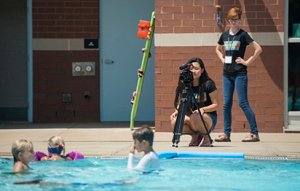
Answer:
[
  {"left": 100, "top": 0, "right": 154, "bottom": 121},
  {"left": 0, "top": 0, "right": 28, "bottom": 121}
]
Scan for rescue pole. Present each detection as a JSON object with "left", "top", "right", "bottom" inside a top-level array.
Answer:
[{"left": 130, "top": 11, "right": 155, "bottom": 130}]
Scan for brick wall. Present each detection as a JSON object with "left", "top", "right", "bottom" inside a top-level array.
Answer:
[
  {"left": 155, "top": 0, "right": 284, "bottom": 132},
  {"left": 33, "top": 51, "right": 99, "bottom": 122},
  {"left": 155, "top": 0, "right": 284, "bottom": 33},
  {"left": 32, "top": 0, "right": 99, "bottom": 122},
  {"left": 31, "top": 0, "right": 285, "bottom": 128},
  {"left": 33, "top": 0, "right": 98, "bottom": 38}
]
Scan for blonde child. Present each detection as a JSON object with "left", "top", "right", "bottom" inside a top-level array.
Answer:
[
  {"left": 35, "top": 135, "right": 84, "bottom": 161},
  {"left": 127, "top": 125, "right": 160, "bottom": 173},
  {"left": 45, "top": 136, "right": 67, "bottom": 160},
  {"left": 11, "top": 139, "right": 34, "bottom": 172}
]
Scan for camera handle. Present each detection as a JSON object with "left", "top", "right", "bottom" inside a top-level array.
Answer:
[{"left": 172, "top": 84, "right": 213, "bottom": 147}]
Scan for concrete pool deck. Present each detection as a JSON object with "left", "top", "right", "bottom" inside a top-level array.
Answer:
[{"left": 0, "top": 123, "right": 300, "bottom": 159}]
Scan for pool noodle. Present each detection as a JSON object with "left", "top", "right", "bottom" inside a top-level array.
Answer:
[{"left": 158, "top": 151, "right": 244, "bottom": 159}]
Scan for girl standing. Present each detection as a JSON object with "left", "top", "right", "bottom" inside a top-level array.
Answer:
[{"left": 215, "top": 7, "right": 262, "bottom": 142}]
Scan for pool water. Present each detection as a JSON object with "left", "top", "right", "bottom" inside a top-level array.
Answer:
[{"left": 1, "top": 157, "right": 300, "bottom": 191}]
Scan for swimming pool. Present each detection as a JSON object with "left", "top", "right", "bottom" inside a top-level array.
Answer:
[{"left": 1, "top": 155, "right": 300, "bottom": 191}]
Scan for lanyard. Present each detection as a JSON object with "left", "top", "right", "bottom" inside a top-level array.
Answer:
[
  {"left": 227, "top": 35, "right": 236, "bottom": 55},
  {"left": 227, "top": 28, "right": 239, "bottom": 55}
]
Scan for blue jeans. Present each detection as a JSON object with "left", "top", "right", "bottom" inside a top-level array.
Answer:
[{"left": 222, "top": 74, "right": 258, "bottom": 136}]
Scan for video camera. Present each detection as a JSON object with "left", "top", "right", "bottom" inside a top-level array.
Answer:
[
  {"left": 172, "top": 61, "right": 212, "bottom": 147},
  {"left": 179, "top": 63, "right": 193, "bottom": 84}
]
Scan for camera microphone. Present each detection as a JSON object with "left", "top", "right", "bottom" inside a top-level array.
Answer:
[{"left": 179, "top": 63, "right": 191, "bottom": 70}]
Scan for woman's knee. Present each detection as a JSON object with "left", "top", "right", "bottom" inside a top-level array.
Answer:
[
  {"left": 238, "top": 100, "right": 249, "bottom": 110},
  {"left": 223, "top": 100, "right": 233, "bottom": 108},
  {"left": 171, "top": 115, "right": 190, "bottom": 128},
  {"left": 170, "top": 118, "right": 176, "bottom": 127}
]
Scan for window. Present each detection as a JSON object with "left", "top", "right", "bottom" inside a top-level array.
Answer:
[{"left": 288, "top": 0, "right": 300, "bottom": 111}]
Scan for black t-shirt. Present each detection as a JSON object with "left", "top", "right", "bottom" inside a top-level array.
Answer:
[
  {"left": 191, "top": 80, "right": 217, "bottom": 115},
  {"left": 217, "top": 28, "right": 254, "bottom": 76}
]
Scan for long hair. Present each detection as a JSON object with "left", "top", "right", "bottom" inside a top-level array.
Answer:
[
  {"left": 186, "top": 57, "right": 212, "bottom": 86},
  {"left": 174, "top": 57, "right": 215, "bottom": 110}
]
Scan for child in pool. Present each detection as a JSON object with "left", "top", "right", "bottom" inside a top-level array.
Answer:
[
  {"left": 127, "top": 125, "right": 160, "bottom": 173},
  {"left": 11, "top": 139, "right": 35, "bottom": 172},
  {"left": 44, "top": 136, "right": 67, "bottom": 161},
  {"left": 35, "top": 135, "right": 84, "bottom": 161}
]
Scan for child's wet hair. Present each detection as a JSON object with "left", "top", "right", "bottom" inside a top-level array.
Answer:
[
  {"left": 11, "top": 139, "right": 34, "bottom": 163},
  {"left": 132, "top": 125, "right": 154, "bottom": 146},
  {"left": 48, "top": 136, "right": 65, "bottom": 155}
]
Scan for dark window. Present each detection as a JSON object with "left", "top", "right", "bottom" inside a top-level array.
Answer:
[{"left": 288, "top": 0, "right": 300, "bottom": 111}]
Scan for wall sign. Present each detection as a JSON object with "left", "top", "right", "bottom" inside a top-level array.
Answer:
[{"left": 84, "top": 39, "right": 98, "bottom": 49}]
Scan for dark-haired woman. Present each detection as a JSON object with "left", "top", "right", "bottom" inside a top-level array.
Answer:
[{"left": 170, "top": 57, "right": 218, "bottom": 147}]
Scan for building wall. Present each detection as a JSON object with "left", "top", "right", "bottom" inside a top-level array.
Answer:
[
  {"left": 154, "top": 0, "right": 284, "bottom": 132},
  {"left": 31, "top": 0, "right": 285, "bottom": 131},
  {"left": 32, "top": 0, "right": 99, "bottom": 122}
]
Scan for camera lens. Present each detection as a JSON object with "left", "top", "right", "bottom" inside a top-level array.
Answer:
[{"left": 179, "top": 69, "right": 193, "bottom": 84}]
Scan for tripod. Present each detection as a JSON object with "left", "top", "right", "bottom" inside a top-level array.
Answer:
[{"left": 172, "top": 82, "right": 213, "bottom": 147}]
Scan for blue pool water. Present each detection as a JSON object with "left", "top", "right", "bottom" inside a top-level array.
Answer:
[{"left": 1, "top": 157, "right": 300, "bottom": 191}]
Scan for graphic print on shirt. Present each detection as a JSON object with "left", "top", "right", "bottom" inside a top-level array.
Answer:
[
  {"left": 224, "top": 40, "right": 241, "bottom": 51},
  {"left": 194, "top": 92, "right": 200, "bottom": 103},
  {"left": 192, "top": 91, "right": 207, "bottom": 109}
]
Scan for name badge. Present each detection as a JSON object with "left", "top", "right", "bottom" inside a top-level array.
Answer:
[{"left": 225, "top": 56, "right": 232, "bottom": 64}]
